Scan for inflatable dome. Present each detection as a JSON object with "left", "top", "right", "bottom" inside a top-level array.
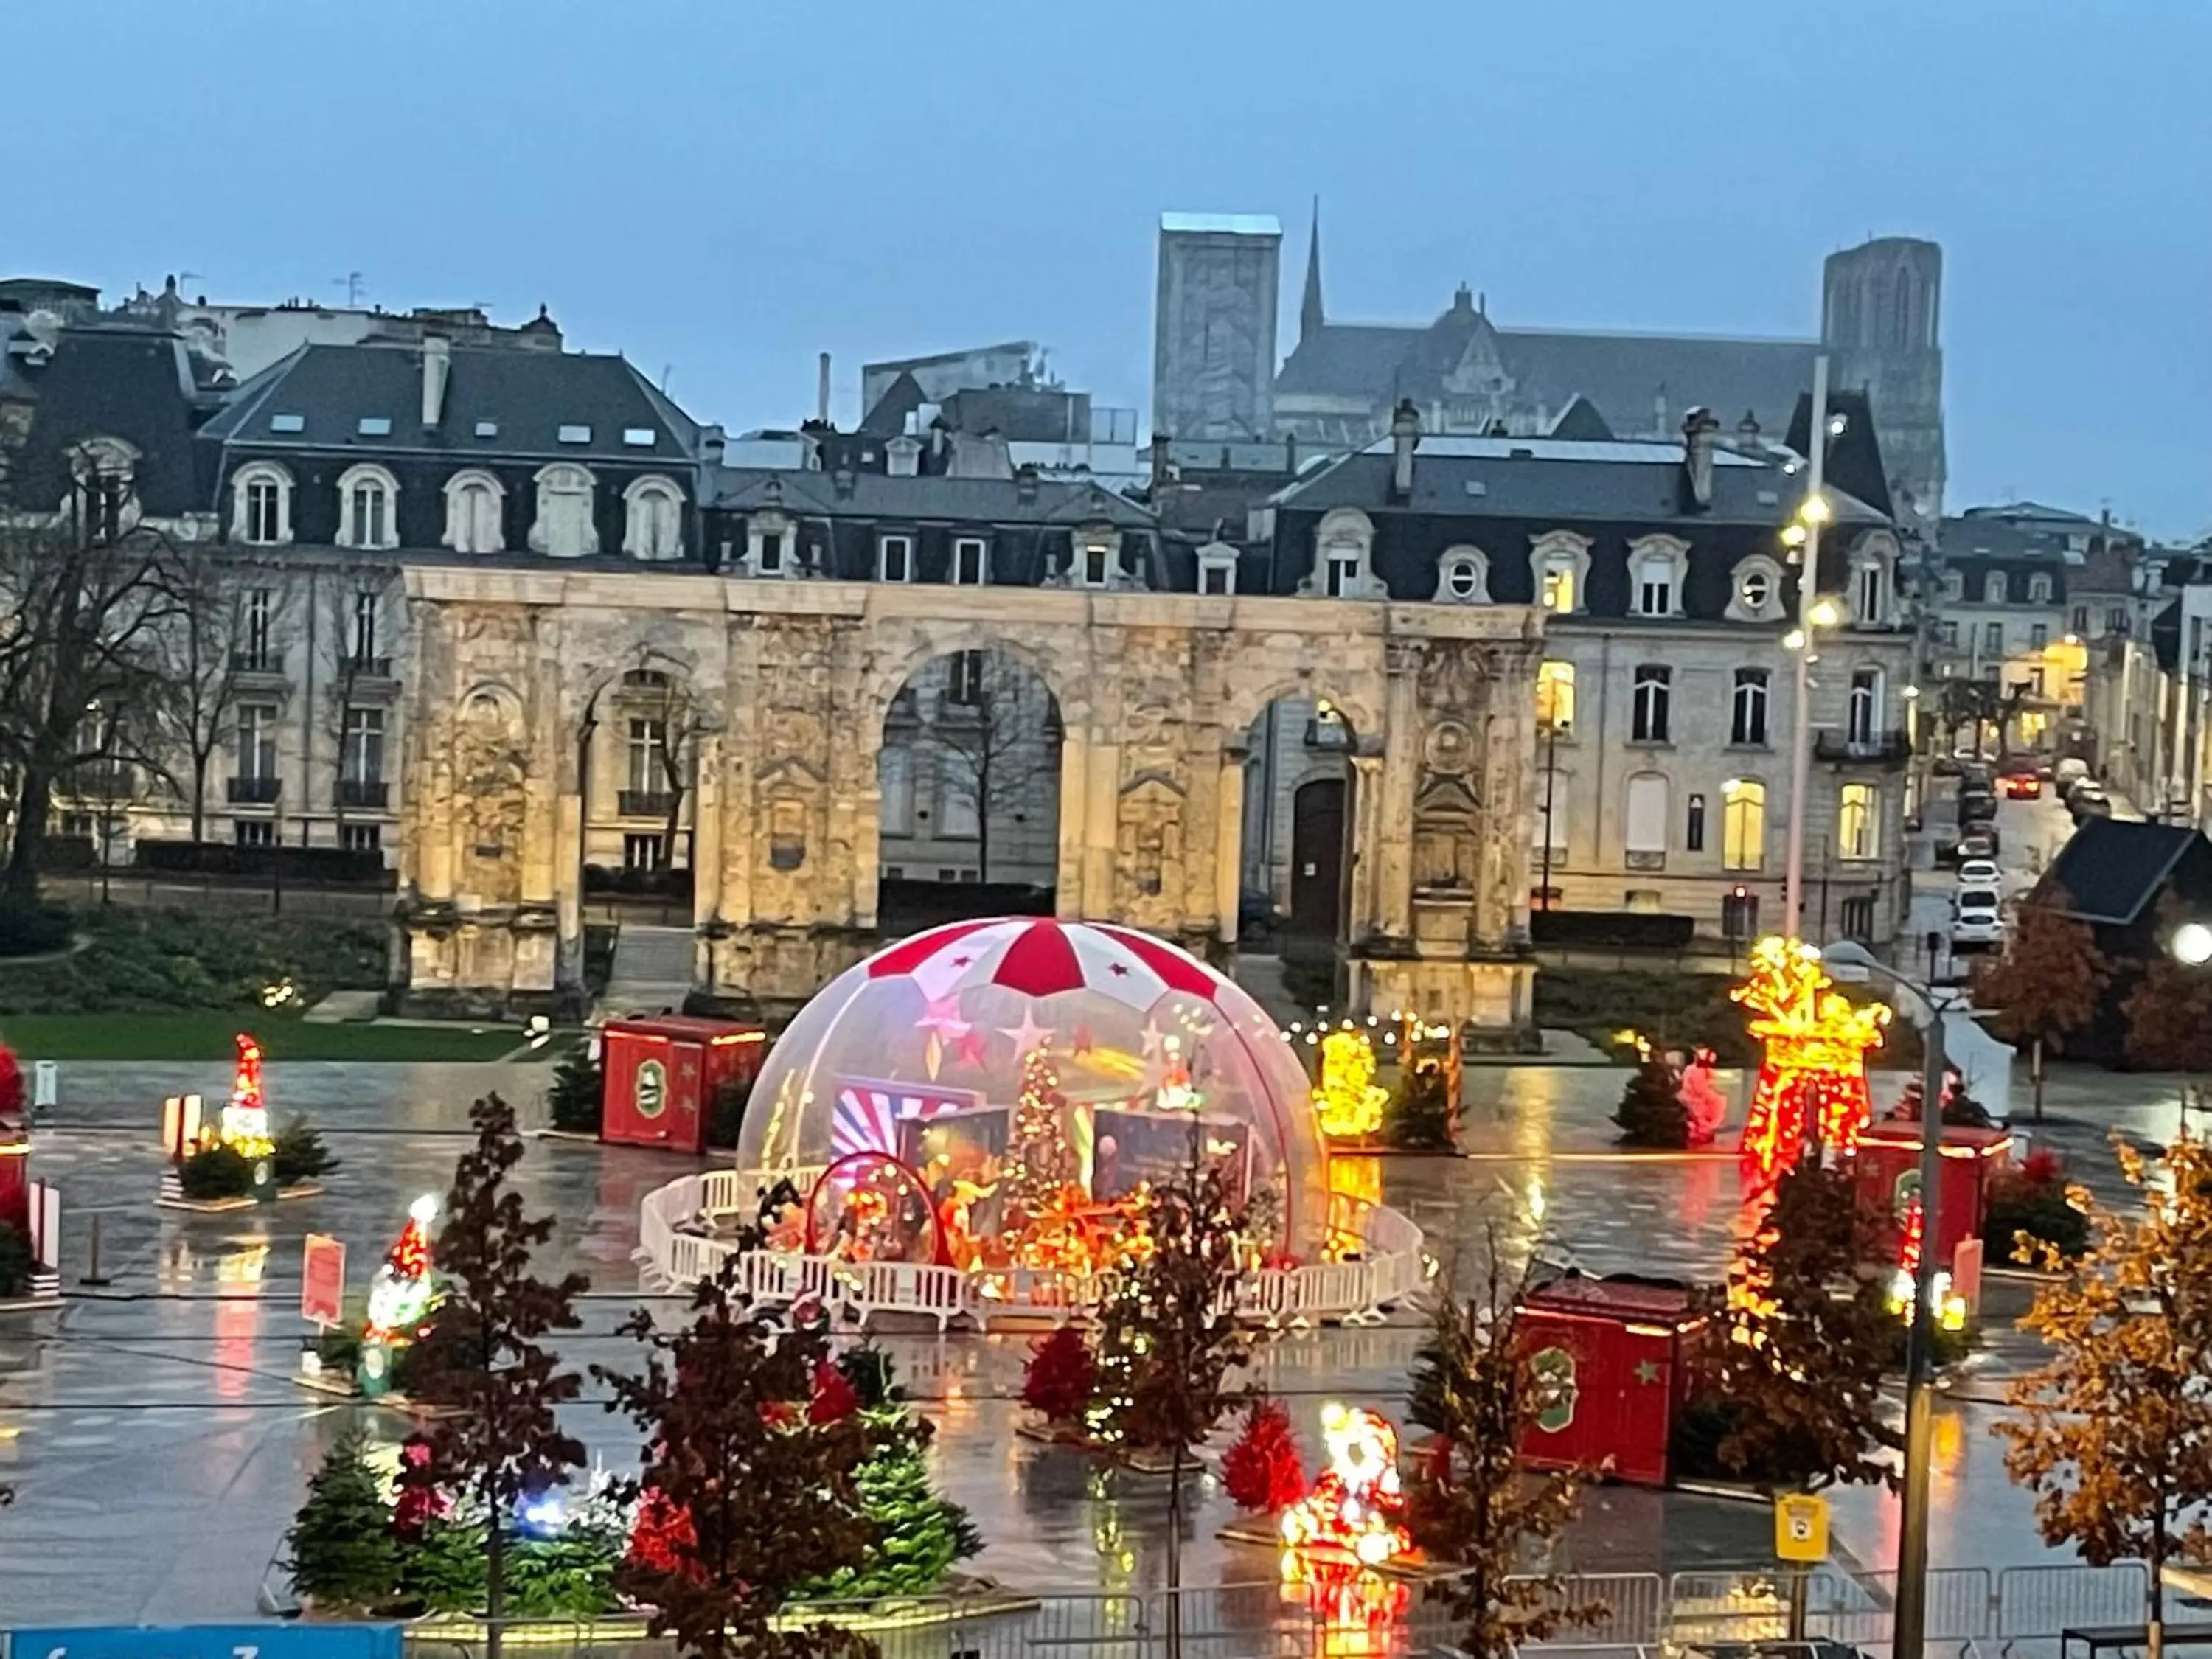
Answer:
[{"left": 738, "top": 917, "right": 1330, "bottom": 1270}]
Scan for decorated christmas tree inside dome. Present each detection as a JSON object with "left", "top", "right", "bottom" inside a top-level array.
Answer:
[{"left": 737, "top": 917, "right": 1332, "bottom": 1275}]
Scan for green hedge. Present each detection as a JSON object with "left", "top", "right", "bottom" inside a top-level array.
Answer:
[{"left": 0, "top": 907, "right": 385, "bottom": 1013}]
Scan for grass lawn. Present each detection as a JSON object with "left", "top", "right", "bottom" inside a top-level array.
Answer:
[
  {"left": 1533, "top": 964, "right": 1922, "bottom": 1069},
  {"left": 0, "top": 1012, "right": 558, "bottom": 1063}
]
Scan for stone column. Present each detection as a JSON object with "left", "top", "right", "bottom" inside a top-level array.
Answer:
[
  {"left": 1377, "top": 641, "right": 1425, "bottom": 942},
  {"left": 1347, "top": 750, "right": 1386, "bottom": 944},
  {"left": 1054, "top": 727, "right": 1090, "bottom": 917},
  {"left": 691, "top": 725, "right": 725, "bottom": 930},
  {"left": 1213, "top": 742, "right": 1247, "bottom": 945},
  {"left": 1083, "top": 737, "right": 1122, "bottom": 919}
]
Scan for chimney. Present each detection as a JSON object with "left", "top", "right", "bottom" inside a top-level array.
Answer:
[
  {"left": 700, "top": 422, "right": 726, "bottom": 467},
  {"left": 1015, "top": 463, "right": 1040, "bottom": 504},
  {"left": 1735, "top": 409, "right": 1761, "bottom": 454},
  {"left": 817, "top": 352, "right": 832, "bottom": 424},
  {"left": 420, "top": 335, "right": 451, "bottom": 428},
  {"left": 832, "top": 462, "right": 855, "bottom": 499},
  {"left": 1388, "top": 398, "right": 1420, "bottom": 501},
  {"left": 1682, "top": 407, "right": 1720, "bottom": 509},
  {"left": 1148, "top": 432, "right": 1172, "bottom": 493}
]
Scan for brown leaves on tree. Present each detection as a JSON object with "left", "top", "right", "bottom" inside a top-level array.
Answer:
[
  {"left": 597, "top": 1255, "right": 878, "bottom": 1659},
  {"left": 1997, "top": 1134, "right": 2212, "bottom": 1626},
  {"left": 1405, "top": 1237, "right": 1604, "bottom": 1659},
  {"left": 1705, "top": 1161, "right": 1899, "bottom": 1491},
  {"left": 2125, "top": 958, "right": 2212, "bottom": 1077},
  {"left": 1977, "top": 888, "right": 2110, "bottom": 1116},
  {"left": 417, "top": 1093, "right": 589, "bottom": 1649}
]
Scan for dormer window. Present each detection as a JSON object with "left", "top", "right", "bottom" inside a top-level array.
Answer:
[
  {"left": 1728, "top": 554, "right": 1785, "bottom": 623},
  {"left": 1307, "top": 509, "right": 1376, "bottom": 599},
  {"left": 356, "top": 417, "right": 392, "bottom": 437},
  {"left": 336, "top": 463, "right": 400, "bottom": 549},
  {"left": 879, "top": 534, "right": 914, "bottom": 582},
  {"left": 232, "top": 462, "right": 295, "bottom": 546},
  {"left": 1078, "top": 535, "right": 1116, "bottom": 588},
  {"left": 2028, "top": 572, "right": 2053, "bottom": 604},
  {"left": 745, "top": 510, "right": 793, "bottom": 577},
  {"left": 1943, "top": 570, "right": 1964, "bottom": 602},
  {"left": 1196, "top": 540, "right": 1238, "bottom": 596},
  {"left": 1985, "top": 571, "right": 2008, "bottom": 604},
  {"left": 529, "top": 463, "right": 599, "bottom": 558},
  {"left": 442, "top": 469, "right": 505, "bottom": 554},
  {"left": 1629, "top": 535, "right": 1690, "bottom": 618},
  {"left": 1854, "top": 558, "right": 1889, "bottom": 625},
  {"left": 1434, "top": 546, "right": 1491, "bottom": 605},
  {"left": 1531, "top": 530, "right": 1591, "bottom": 615},
  {"left": 622, "top": 474, "right": 684, "bottom": 561},
  {"left": 950, "top": 537, "right": 987, "bottom": 585},
  {"left": 557, "top": 425, "right": 593, "bottom": 445}
]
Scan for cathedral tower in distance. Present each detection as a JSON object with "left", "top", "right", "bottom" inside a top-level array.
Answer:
[
  {"left": 1152, "top": 212, "right": 1281, "bottom": 443},
  {"left": 1822, "top": 237, "right": 1945, "bottom": 531}
]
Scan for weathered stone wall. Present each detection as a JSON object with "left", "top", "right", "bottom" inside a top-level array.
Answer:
[{"left": 395, "top": 567, "right": 1545, "bottom": 1033}]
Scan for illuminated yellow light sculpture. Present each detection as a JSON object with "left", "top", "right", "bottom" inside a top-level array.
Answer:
[
  {"left": 1312, "top": 1031, "right": 1389, "bottom": 1141},
  {"left": 1731, "top": 937, "right": 1890, "bottom": 1180},
  {"left": 1279, "top": 1403, "right": 1412, "bottom": 1573}
]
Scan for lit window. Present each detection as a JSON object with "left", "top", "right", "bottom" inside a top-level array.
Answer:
[
  {"left": 1537, "top": 661, "right": 1576, "bottom": 736},
  {"left": 1540, "top": 560, "right": 1576, "bottom": 613},
  {"left": 1838, "top": 782, "right": 1879, "bottom": 860},
  {"left": 1723, "top": 780, "right": 1766, "bottom": 871}
]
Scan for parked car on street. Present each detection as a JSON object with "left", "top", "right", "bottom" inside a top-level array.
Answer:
[
  {"left": 1952, "top": 887, "right": 2005, "bottom": 949},
  {"left": 2055, "top": 757, "right": 2090, "bottom": 787},
  {"left": 2000, "top": 770, "right": 2042, "bottom": 799},
  {"left": 1958, "top": 857, "right": 2001, "bottom": 888},
  {"left": 1958, "top": 827, "right": 2000, "bottom": 861},
  {"left": 2069, "top": 787, "right": 2112, "bottom": 821}
]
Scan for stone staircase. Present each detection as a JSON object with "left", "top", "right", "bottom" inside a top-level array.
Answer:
[{"left": 601, "top": 923, "right": 698, "bottom": 1018}]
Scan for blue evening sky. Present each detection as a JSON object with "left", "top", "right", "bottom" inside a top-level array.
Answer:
[{"left": 7, "top": 2, "right": 2207, "bottom": 537}]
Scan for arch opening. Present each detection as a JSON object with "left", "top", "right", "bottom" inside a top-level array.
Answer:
[{"left": 1236, "top": 691, "right": 1360, "bottom": 994}]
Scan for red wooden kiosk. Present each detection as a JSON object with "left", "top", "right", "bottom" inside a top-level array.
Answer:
[
  {"left": 1853, "top": 1121, "right": 2013, "bottom": 1270},
  {"left": 1514, "top": 1276, "right": 1706, "bottom": 1489},
  {"left": 599, "top": 1016, "right": 765, "bottom": 1153}
]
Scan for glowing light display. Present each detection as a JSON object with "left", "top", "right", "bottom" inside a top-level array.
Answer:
[
  {"left": 365, "top": 1194, "right": 439, "bottom": 1343},
  {"left": 1279, "top": 1403, "right": 1413, "bottom": 1573},
  {"left": 219, "top": 1032, "right": 274, "bottom": 1158},
  {"left": 1732, "top": 938, "right": 1890, "bottom": 1179},
  {"left": 1312, "top": 1032, "right": 1389, "bottom": 1141},
  {"left": 1888, "top": 1193, "right": 1967, "bottom": 1332}
]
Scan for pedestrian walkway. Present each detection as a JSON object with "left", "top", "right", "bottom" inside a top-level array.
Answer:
[{"left": 601, "top": 923, "right": 696, "bottom": 1016}]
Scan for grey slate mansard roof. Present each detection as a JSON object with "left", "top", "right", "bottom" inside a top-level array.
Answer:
[
  {"left": 1277, "top": 315, "right": 1819, "bottom": 437},
  {"left": 6, "top": 324, "right": 208, "bottom": 515},
  {"left": 197, "top": 339, "right": 701, "bottom": 463},
  {"left": 712, "top": 467, "right": 1156, "bottom": 529},
  {"left": 1273, "top": 433, "right": 1887, "bottom": 529},
  {"left": 2038, "top": 817, "right": 2201, "bottom": 926}
]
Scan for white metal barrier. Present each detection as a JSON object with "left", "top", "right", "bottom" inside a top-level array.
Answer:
[{"left": 634, "top": 1166, "right": 1428, "bottom": 1326}]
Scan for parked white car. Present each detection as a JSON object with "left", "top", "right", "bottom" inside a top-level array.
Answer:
[
  {"left": 1952, "top": 887, "right": 2005, "bottom": 949},
  {"left": 1958, "top": 858, "right": 2001, "bottom": 888}
]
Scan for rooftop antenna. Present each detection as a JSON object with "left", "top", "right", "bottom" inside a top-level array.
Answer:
[
  {"left": 333, "top": 271, "right": 366, "bottom": 307},
  {"left": 660, "top": 364, "right": 673, "bottom": 394}
]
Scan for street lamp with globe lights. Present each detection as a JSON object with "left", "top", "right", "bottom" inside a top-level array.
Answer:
[
  {"left": 1782, "top": 356, "right": 1840, "bottom": 945},
  {"left": 2172, "top": 922, "right": 2212, "bottom": 967}
]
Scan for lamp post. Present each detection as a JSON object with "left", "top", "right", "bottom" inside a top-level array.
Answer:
[
  {"left": 1822, "top": 939, "right": 1948, "bottom": 1659},
  {"left": 1783, "top": 355, "right": 1833, "bottom": 942}
]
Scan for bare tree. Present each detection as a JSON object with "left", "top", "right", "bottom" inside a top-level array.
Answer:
[
  {"left": 919, "top": 649, "right": 1060, "bottom": 883},
  {"left": 157, "top": 546, "right": 288, "bottom": 843},
  {"left": 0, "top": 482, "right": 187, "bottom": 900},
  {"left": 625, "top": 661, "right": 701, "bottom": 870}
]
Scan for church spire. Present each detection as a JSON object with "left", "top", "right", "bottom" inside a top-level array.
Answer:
[{"left": 1300, "top": 195, "right": 1325, "bottom": 345}]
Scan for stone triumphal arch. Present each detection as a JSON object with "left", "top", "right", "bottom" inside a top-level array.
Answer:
[{"left": 395, "top": 566, "right": 1545, "bottom": 1037}]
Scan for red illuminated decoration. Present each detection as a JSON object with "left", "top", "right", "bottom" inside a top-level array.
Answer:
[
  {"left": 218, "top": 1032, "right": 274, "bottom": 1157},
  {"left": 364, "top": 1194, "right": 439, "bottom": 1344},
  {"left": 1732, "top": 938, "right": 1891, "bottom": 1180},
  {"left": 1898, "top": 1192, "right": 1925, "bottom": 1278},
  {"left": 1279, "top": 1403, "right": 1413, "bottom": 1572}
]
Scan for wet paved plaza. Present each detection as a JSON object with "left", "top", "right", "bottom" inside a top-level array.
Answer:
[{"left": 0, "top": 1052, "right": 2192, "bottom": 1624}]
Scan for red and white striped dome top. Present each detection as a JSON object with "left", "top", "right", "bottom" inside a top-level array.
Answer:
[{"left": 864, "top": 917, "right": 1225, "bottom": 1011}]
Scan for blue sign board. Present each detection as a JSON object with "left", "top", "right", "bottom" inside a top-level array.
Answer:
[{"left": 8, "top": 1627, "right": 403, "bottom": 1659}]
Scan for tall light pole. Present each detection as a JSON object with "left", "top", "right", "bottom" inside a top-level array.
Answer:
[
  {"left": 1783, "top": 354, "right": 1832, "bottom": 941},
  {"left": 1823, "top": 939, "right": 1947, "bottom": 1659}
]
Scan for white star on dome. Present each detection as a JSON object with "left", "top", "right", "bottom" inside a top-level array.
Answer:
[{"left": 1001, "top": 1010, "right": 1055, "bottom": 1055}]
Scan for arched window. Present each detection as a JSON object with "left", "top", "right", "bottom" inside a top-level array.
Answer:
[
  {"left": 1854, "top": 556, "right": 1889, "bottom": 625},
  {"left": 336, "top": 464, "right": 400, "bottom": 550},
  {"left": 232, "top": 462, "right": 294, "bottom": 546},
  {"left": 530, "top": 464, "right": 599, "bottom": 558},
  {"left": 1838, "top": 782, "right": 1880, "bottom": 860},
  {"left": 1311, "top": 509, "right": 1375, "bottom": 599},
  {"left": 2028, "top": 572, "right": 2053, "bottom": 604},
  {"left": 442, "top": 469, "right": 505, "bottom": 554},
  {"left": 1531, "top": 530, "right": 1591, "bottom": 615},
  {"left": 1631, "top": 664, "right": 1671, "bottom": 743},
  {"left": 623, "top": 475, "right": 685, "bottom": 561},
  {"left": 1723, "top": 779, "right": 1766, "bottom": 871},
  {"left": 66, "top": 437, "right": 140, "bottom": 539},
  {"left": 1985, "top": 571, "right": 2008, "bottom": 605},
  {"left": 1731, "top": 668, "right": 1770, "bottom": 746},
  {"left": 1537, "top": 661, "right": 1575, "bottom": 736},
  {"left": 1848, "top": 667, "right": 1885, "bottom": 745},
  {"left": 1434, "top": 546, "right": 1491, "bottom": 604}
]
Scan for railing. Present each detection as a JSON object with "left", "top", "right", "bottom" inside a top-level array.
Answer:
[
  {"left": 337, "top": 778, "right": 389, "bottom": 809},
  {"left": 618, "top": 788, "right": 675, "bottom": 817},
  {"left": 639, "top": 1166, "right": 1425, "bottom": 1326},
  {"left": 1817, "top": 727, "right": 1913, "bottom": 764},
  {"left": 339, "top": 653, "right": 393, "bottom": 678},
  {"left": 379, "top": 1563, "right": 2140, "bottom": 1659},
  {"left": 226, "top": 774, "right": 281, "bottom": 804},
  {"left": 229, "top": 650, "right": 284, "bottom": 675}
]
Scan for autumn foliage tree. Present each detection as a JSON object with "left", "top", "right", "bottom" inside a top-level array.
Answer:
[
  {"left": 1998, "top": 1134, "right": 2212, "bottom": 1646},
  {"left": 597, "top": 1255, "right": 878, "bottom": 1659},
  {"left": 1975, "top": 888, "right": 2110, "bottom": 1121},
  {"left": 1405, "top": 1241, "right": 1605, "bottom": 1659},
  {"left": 1697, "top": 1161, "right": 1899, "bottom": 1490},
  {"left": 420, "top": 1094, "right": 589, "bottom": 1658}
]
